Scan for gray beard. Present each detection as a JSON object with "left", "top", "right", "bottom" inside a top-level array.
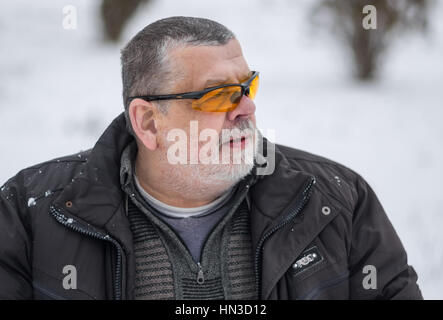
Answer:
[{"left": 157, "top": 129, "right": 258, "bottom": 202}]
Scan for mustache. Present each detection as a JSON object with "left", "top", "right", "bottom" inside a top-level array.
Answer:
[{"left": 219, "top": 120, "right": 255, "bottom": 146}]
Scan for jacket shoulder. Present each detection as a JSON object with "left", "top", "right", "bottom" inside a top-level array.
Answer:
[
  {"left": 1, "top": 149, "right": 92, "bottom": 206},
  {"left": 276, "top": 144, "right": 361, "bottom": 214}
]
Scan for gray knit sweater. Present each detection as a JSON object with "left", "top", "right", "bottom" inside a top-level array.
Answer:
[{"left": 120, "top": 142, "right": 257, "bottom": 299}]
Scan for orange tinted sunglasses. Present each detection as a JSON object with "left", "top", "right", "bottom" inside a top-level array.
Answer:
[{"left": 128, "top": 71, "right": 259, "bottom": 112}]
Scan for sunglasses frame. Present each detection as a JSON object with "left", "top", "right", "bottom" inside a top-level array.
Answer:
[{"left": 127, "top": 71, "right": 259, "bottom": 107}]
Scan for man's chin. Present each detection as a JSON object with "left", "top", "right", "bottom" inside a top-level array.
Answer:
[{"left": 199, "top": 162, "right": 254, "bottom": 184}]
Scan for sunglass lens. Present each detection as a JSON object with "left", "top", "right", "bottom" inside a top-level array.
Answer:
[
  {"left": 192, "top": 74, "right": 259, "bottom": 112},
  {"left": 247, "top": 74, "right": 259, "bottom": 100},
  {"left": 192, "top": 87, "right": 241, "bottom": 112},
  {"left": 230, "top": 91, "right": 242, "bottom": 104}
]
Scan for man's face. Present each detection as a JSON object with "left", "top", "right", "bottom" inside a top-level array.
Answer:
[{"left": 155, "top": 38, "right": 258, "bottom": 184}]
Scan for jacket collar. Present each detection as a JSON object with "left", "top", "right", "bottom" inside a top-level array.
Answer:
[
  {"left": 249, "top": 141, "right": 314, "bottom": 241},
  {"left": 53, "top": 113, "right": 132, "bottom": 230}
]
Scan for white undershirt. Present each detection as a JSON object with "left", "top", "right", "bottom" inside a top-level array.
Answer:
[{"left": 134, "top": 174, "right": 234, "bottom": 218}]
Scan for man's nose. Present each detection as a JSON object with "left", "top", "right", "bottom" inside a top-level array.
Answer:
[{"left": 226, "top": 95, "right": 256, "bottom": 122}]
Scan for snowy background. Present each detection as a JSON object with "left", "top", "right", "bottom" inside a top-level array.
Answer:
[{"left": 0, "top": 0, "right": 442, "bottom": 299}]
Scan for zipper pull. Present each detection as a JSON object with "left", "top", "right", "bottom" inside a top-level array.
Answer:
[{"left": 197, "top": 262, "right": 205, "bottom": 284}]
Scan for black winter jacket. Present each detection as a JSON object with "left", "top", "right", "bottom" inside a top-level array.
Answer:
[{"left": 0, "top": 113, "right": 423, "bottom": 299}]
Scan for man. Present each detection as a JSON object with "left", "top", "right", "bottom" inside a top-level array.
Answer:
[{"left": 0, "top": 16, "right": 422, "bottom": 300}]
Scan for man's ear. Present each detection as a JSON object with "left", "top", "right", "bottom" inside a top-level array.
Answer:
[{"left": 128, "top": 99, "right": 159, "bottom": 151}]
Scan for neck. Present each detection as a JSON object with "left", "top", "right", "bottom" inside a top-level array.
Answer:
[{"left": 135, "top": 148, "right": 234, "bottom": 208}]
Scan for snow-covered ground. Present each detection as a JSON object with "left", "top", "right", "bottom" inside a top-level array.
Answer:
[{"left": 1, "top": 0, "right": 442, "bottom": 298}]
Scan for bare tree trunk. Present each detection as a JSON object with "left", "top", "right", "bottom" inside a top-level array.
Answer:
[
  {"left": 100, "top": 0, "right": 149, "bottom": 42},
  {"left": 311, "top": 0, "right": 430, "bottom": 81}
]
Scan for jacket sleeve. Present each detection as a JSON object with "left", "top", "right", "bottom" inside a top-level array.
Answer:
[
  {"left": 348, "top": 174, "right": 423, "bottom": 299},
  {"left": 0, "top": 178, "right": 33, "bottom": 299}
]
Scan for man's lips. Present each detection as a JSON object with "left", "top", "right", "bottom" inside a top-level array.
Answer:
[
  {"left": 218, "top": 128, "right": 254, "bottom": 148},
  {"left": 221, "top": 135, "right": 250, "bottom": 144},
  {"left": 230, "top": 136, "right": 246, "bottom": 143},
  {"left": 226, "top": 135, "right": 251, "bottom": 149}
]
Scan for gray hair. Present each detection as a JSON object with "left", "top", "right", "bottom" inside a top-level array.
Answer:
[{"left": 120, "top": 16, "right": 236, "bottom": 135}]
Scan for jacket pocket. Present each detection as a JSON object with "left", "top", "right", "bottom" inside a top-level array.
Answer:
[
  {"left": 284, "top": 240, "right": 349, "bottom": 300},
  {"left": 285, "top": 260, "right": 350, "bottom": 300},
  {"left": 33, "top": 282, "right": 67, "bottom": 300},
  {"left": 299, "top": 270, "right": 349, "bottom": 300},
  {"left": 32, "top": 267, "right": 98, "bottom": 300}
]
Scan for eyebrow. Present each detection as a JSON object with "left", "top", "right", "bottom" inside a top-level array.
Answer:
[{"left": 203, "top": 71, "right": 252, "bottom": 89}]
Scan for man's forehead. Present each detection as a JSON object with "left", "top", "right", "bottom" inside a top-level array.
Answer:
[
  {"left": 173, "top": 38, "right": 243, "bottom": 60},
  {"left": 202, "top": 71, "right": 253, "bottom": 88},
  {"left": 169, "top": 40, "right": 250, "bottom": 90}
]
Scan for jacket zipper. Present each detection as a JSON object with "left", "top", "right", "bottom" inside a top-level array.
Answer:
[
  {"left": 254, "top": 176, "right": 316, "bottom": 299},
  {"left": 49, "top": 206, "right": 123, "bottom": 300}
]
